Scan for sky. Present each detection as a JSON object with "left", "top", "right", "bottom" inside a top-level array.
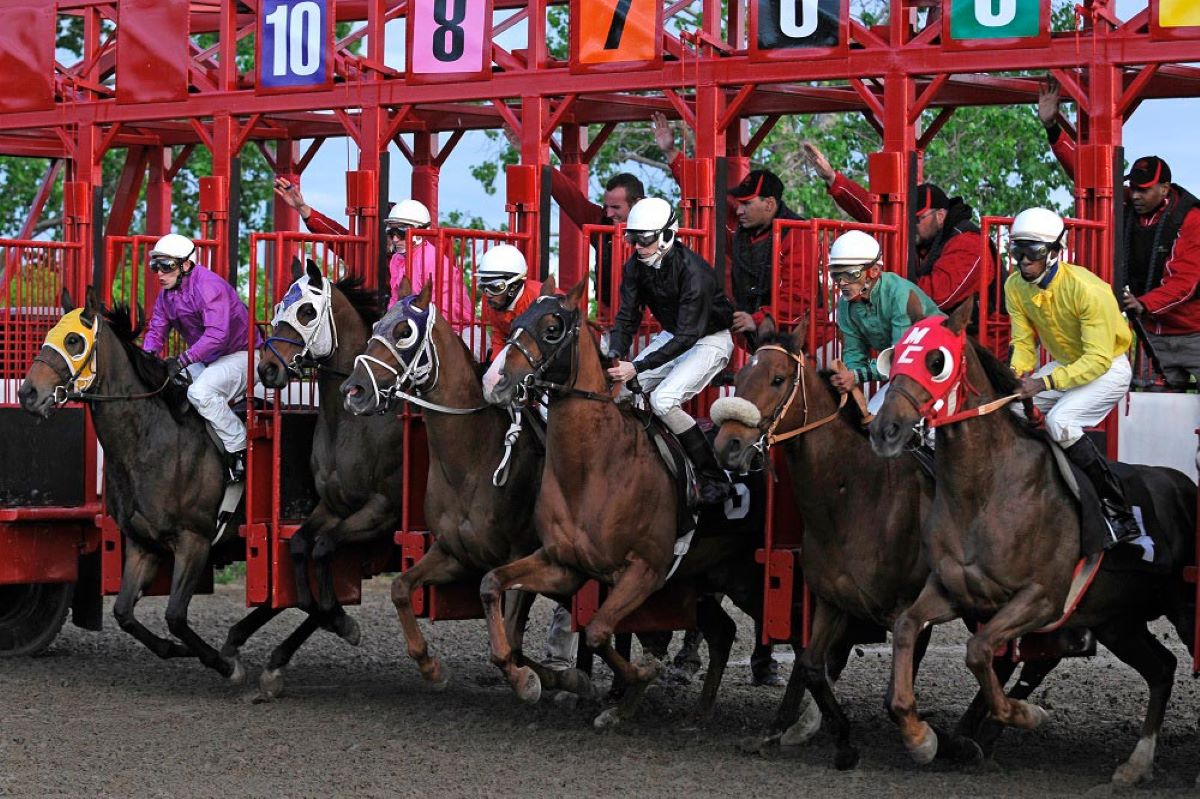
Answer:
[{"left": 292, "top": 0, "right": 1197, "bottom": 235}]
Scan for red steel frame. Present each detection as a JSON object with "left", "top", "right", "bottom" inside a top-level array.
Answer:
[{"left": 0, "top": 0, "right": 1197, "bottom": 654}]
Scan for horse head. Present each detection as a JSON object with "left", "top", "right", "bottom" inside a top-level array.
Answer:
[
  {"left": 869, "top": 295, "right": 973, "bottom": 458},
  {"left": 259, "top": 257, "right": 337, "bottom": 388},
  {"left": 340, "top": 278, "right": 437, "bottom": 415},
  {"left": 710, "top": 314, "right": 813, "bottom": 473},
  {"left": 481, "top": 278, "right": 583, "bottom": 406},
  {"left": 19, "top": 286, "right": 103, "bottom": 417}
]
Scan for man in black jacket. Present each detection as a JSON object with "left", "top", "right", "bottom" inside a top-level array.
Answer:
[{"left": 607, "top": 197, "right": 736, "bottom": 504}]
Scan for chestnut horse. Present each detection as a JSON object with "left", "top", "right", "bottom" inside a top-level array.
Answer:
[
  {"left": 870, "top": 300, "right": 1196, "bottom": 786},
  {"left": 712, "top": 316, "right": 1052, "bottom": 768},
  {"left": 480, "top": 280, "right": 762, "bottom": 727},
  {"left": 339, "top": 278, "right": 593, "bottom": 699}
]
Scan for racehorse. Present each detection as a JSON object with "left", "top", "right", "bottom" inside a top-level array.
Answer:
[
  {"left": 338, "top": 277, "right": 593, "bottom": 699},
  {"left": 18, "top": 287, "right": 244, "bottom": 679},
  {"left": 225, "top": 258, "right": 403, "bottom": 698},
  {"left": 711, "top": 315, "right": 1050, "bottom": 768},
  {"left": 869, "top": 299, "right": 1196, "bottom": 786},
  {"left": 480, "top": 280, "right": 762, "bottom": 727}
]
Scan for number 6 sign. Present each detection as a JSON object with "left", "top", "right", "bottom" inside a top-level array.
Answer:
[
  {"left": 257, "top": 0, "right": 333, "bottom": 92},
  {"left": 407, "top": 0, "right": 494, "bottom": 82}
]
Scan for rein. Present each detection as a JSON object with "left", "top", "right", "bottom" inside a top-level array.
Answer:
[
  {"left": 507, "top": 318, "right": 615, "bottom": 405},
  {"left": 34, "top": 344, "right": 174, "bottom": 405}
]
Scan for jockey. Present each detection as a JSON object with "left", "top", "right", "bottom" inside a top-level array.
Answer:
[
  {"left": 1006, "top": 207, "right": 1141, "bottom": 545},
  {"left": 606, "top": 198, "right": 737, "bottom": 504},
  {"left": 827, "top": 231, "right": 941, "bottom": 414},
  {"left": 142, "top": 233, "right": 255, "bottom": 484},
  {"left": 477, "top": 244, "right": 542, "bottom": 360}
]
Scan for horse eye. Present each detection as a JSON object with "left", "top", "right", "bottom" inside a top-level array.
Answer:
[
  {"left": 395, "top": 320, "right": 418, "bottom": 347},
  {"left": 298, "top": 303, "right": 317, "bottom": 323},
  {"left": 771, "top": 375, "right": 786, "bottom": 387},
  {"left": 65, "top": 334, "right": 80, "bottom": 346},
  {"left": 926, "top": 350, "right": 945, "bottom": 374}
]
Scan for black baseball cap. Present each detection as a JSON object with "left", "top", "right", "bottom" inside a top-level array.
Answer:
[
  {"left": 729, "top": 169, "right": 784, "bottom": 202},
  {"left": 913, "top": 183, "right": 951, "bottom": 214},
  {"left": 1125, "top": 156, "right": 1171, "bottom": 188}
]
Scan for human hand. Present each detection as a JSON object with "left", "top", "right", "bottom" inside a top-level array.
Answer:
[
  {"left": 801, "top": 141, "right": 836, "bottom": 184},
  {"left": 829, "top": 368, "right": 857, "bottom": 394},
  {"left": 1120, "top": 289, "right": 1144, "bottom": 315},
  {"left": 273, "top": 177, "right": 310, "bottom": 219},
  {"left": 165, "top": 356, "right": 188, "bottom": 386},
  {"left": 651, "top": 112, "right": 677, "bottom": 159},
  {"left": 1037, "top": 78, "right": 1060, "bottom": 128},
  {"left": 731, "top": 311, "right": 757, "bottom": 334},
  {"left": 606, "top": 360, "right": 637, "bottom": 383},
  {"left": 1016, "top": 376, "right": 1045, "bottom": 399}
]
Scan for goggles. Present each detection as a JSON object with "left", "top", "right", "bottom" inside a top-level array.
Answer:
[
  {"left": 149, "top": 257, "right": 183, "bottom": 274},
  {"left": 478, "top": 274, "right": 523, "bottom": 296},
  {"left": 386, "top": 224, "right": 419, "bottom": 238},
  {"left": 1007, "top": 240, "right": 1053, "bottom": 262},
  {"left": 830, "top": 267, "right": 867, "bottom": 284},
  {"left": 624, "top": 230, "right": 660, "bottom": 247}
]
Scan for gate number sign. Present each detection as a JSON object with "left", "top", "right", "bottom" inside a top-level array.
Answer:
[
  {"left": 574, "top": 0, "right": 659, "bottom": 66},
  {"left": 949, "top": 0, "right": 1042, "bottom": 40},
  {"left": 755, "top": 0, "right": 842, "bottom": 51},
  {"left": 410, "top": 0, "right": 490, "bottom": 76},
  {"left": 259, "top": 0, "right": 331, "bottom": 90}
]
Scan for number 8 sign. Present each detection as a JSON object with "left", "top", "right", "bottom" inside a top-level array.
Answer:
[
  {"left": 408, "top": 0, "right": 494, "bottom": 82},
  {"left": 257, "top": 0, "right": 333, "bottom": 92}
]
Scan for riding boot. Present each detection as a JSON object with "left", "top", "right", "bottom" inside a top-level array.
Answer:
[
  {"left": 226, "top": 449, "right": 247, "bottom": 485},
  {"left": 678, "top": 425, "right": 735, "bottom": 505},
  {"left": 1063, "top": 438, "right": 1141, "bottom": 546}
]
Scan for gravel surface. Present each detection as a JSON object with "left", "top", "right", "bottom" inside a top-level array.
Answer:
[{"left": 2, "top": 578, "right": 1199, "bottom": 798}]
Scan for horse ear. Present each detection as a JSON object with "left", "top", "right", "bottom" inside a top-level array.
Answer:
[
  {"left": 416, "top": 279, "right": 433, "bottom": 308},
  {"left": 563, "top": 278, "right": 587, "bottom": 311},
  {"left": 305, "top": 258, "right": 323, "bottom": 289},
  {"left": 540, "top": 275, "right": 558, "bottom": 296},
  {"left": 82, "top": 285, "right": 101, "bottom": 325},
  {"left": 946, "top": 298, "right": 974, "bottom": 335},
  {"left": 61, "top": 286, "right": 75, "bottom": 313},
  {"left": 755, "top": 313, "right": 777, "bottom": 347},
  {"left": 396, "top": 276, "right": 412, "bottom": 298},
  {"left": 790, "top": 313, "right": 809, "bottom": 353},
  {"left": 290, "top": 256, "right": 303, "bottom": 280},
  {"left": 906, "top": 290, "right": 926, "bottom": 326}
]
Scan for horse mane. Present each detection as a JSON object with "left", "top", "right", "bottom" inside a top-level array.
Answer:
[
  {"left": 333, "top": 277, "right": 383, "bottom": 326},
  {"left": 968, "top": 338, "right": 1043, "bottom": 440},
  {"left": 102, "top": 304, "right": 192, "bottom": 421}
]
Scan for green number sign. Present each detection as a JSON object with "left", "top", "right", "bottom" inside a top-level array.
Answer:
[{"left": 948, "top": 0, "right": 1042, "bottom": 40}]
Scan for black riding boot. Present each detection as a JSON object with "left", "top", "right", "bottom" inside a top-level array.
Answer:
[
  {"left": 226, "top": 449, "right": 247, "bottom": 484},
  {"left": 678, "top": 425, "right": 735, "bottom": 505},
  {"left": 1063, "top": 438, "right": 1141, "bottom": 546}
]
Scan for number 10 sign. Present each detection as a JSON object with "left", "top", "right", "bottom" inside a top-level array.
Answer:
[
  {"left": 408, "top": 0, "right": 494, "bottom": 82},
  {"left": 258, "top": 0, "right": 334, "bottom": 92}
]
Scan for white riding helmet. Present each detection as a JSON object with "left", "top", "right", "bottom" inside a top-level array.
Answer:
[
  {"left": 386, "top": 199, "right": 432, "bottom": 228},
  {"left": 149, "top": 233, "right": 196, "bottom": 262},
  {"left": 1010, "top": 207, "right": 1065, "bottom": 246},
  {"left": 625, "top": 197, "right": 679, "bottom": 268},
  {"left": 476, "top": 244, "right": 528, "bottom": 296},
  {"left": 827, "top": 230, "right": 882, "bottom": 271}
]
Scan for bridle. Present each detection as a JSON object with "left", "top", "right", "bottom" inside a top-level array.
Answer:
[
  {"left": 33, "top": 312, "right": 171, "bottom": 405},
  {"left": 742, "top": 344, "right": 850, "bottom": 465},
  {"left": 263, "top": 277, "right": 341, "bottom": 378},
  {"left": 505, "top": 303, "right": 613, "bottom": 405}
]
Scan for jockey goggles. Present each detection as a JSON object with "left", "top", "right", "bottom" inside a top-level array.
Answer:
[
  {"left": 1007, "top": 240, "right": 1053, "bottom": 262},
  {"left": 478, "top": 274, "right": 524, "bottom": 296},
  {"left": 830, "top": 267, "right": 868, "bottom": 284},
  {"left": 386, "top": 224, "right": 420, "bottom": 238},
  {"left": 624, "top": 229, "right": 661, "bottom": 247},
  {"left": 149, "top": 256, "right": 184, "bottom": 274}
]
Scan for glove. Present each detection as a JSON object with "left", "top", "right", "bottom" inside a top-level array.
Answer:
[{"left": 165, "top": 356, "right": 188, "bottom": 385}]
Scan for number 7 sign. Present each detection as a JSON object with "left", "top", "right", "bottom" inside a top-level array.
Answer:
[
  {"left": 570, "top": 0, "right": 662, "bottom": 73},
  {"left": 407, "top": 0, "right": 494, "bottom": 82}
]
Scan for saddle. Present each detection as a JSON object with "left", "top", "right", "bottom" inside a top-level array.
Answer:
[{"left": 627, "top": 404, "right": 699, "bottom": 542}]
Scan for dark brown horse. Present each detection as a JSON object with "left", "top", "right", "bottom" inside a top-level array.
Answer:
[
  {"left": 870, "top": 300, "right": 1196, "bottom": 786},
  {"left": 338, "top": 278, "right": 592, "bottom": 699},
  {"left": 712, "top": 316, "right": 1052, "bottom": 768},
  {"left": 227, "top": 259, "right": 403, "bottom": 698},
  {"left": 480, "top": 280, "right": 761, "bottom": 727},
  {"left": 19, "top": 288, "right": 244, "bottom": 680}
]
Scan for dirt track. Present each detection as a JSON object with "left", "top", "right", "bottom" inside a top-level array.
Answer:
[{"left": 2, "top": 579, "right": 1199, "bottom": 798}]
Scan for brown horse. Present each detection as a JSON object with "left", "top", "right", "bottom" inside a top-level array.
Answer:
[
  {"left": 870, "top": 300, "right": 1196, "bottom": 786},
  {"left": 338, "top": 277, "right": 592, "bottom": 699},
  {"left": 711, "top": 316, "right": 1051, "bottom": 768},
  {"left": 479, "top": 280, "right": 761, "bottom": 727}
]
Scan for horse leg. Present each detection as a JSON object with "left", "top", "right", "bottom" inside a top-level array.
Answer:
[
  {"left": 164, "top": 531, "right": 236, "bottom": 678},
  {"left": 686, "top": 594, "right": 737, "bottom": 725},
  {"left": 289, "top": 507, "right": 335, "bottom": 612},
  {"left": 258, "top": 614, "right": 323, "bottom": 701},
  {"left": 219, "top": 605, "right": 282, "bottom": 680},
  {"left": 794, "top": 599, "right": 860, "bottom": 770},
  {"left": 390, "top": 545, "right": 467, "bottom": 687},
  {"left": 890, "top": 577, "right": 959, "bottom": 764},
  {"left": 962, "top": 584, "right": 1056, "bottom": 731},
  {"left": 960, "top": 656, "right": 1060, "bottom": 760},
  {"left": 583, "top": 558, "right": 664, "bottom": 729},
  {"left": 313, "top": 495, "right": 394, "bottom": 644},
  {"left": 510, "top": 594, "right": 595, "bottom": 701},
  {"left": 1093, "top": 619, "right": 1176, "bottom": 787},
  {"left": 112, "top": 538, "right": 192, "bottom": 659},
  {"left": 480, "top": 551, "right": 586, "bottom": 704}
]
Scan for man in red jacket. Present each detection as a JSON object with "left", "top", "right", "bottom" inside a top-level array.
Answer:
[{"left": 1039, "top": 82, "right": 1200, "bottom": 388}]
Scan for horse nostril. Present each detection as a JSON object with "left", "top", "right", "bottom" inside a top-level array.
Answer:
[{"left": 885, "top": 422, "right": 899, "bottom": 441}]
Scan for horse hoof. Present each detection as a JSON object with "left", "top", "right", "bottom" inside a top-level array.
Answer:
[
  {"left": 834, "top": 745, "right": 860, "bottom": 771},
  {"left": 1023, "top": 702, "right": 1049, "bottom": 730},
  {"left": 555, "top": 668, "right": 596, "bottom": 701},
  {"left": 258, "top": 667, "right": 285, "bottom": 701},
  {"left": 780, "top": 698, "right": 822, "bottom": 746},
  {"left": 335, "top": 615, "right": 362, "bottom": 646},
  {"left": 737, "top": 733, "right": 781, "bottom": 756},
  {"left": 228, "top": 656, "right": 247, "bottom": 685},
  {"left": 906, "top": 722, "right": 938, "bottom": 765},
  {"left": 593, "top": 706, "right": 622, "bottom": 730},
  {"left": 636, "top": 656, "right": 665, "bottom": 681},
  {"left": 936, "top": 733, "right": 984, "bottom": 765},
  {"left": 514, "top": 667, "right": 542, "bottom": 704},
  {"left": 1112, "top": 761, "right": 1152, "bottom": 787},
  {"left": 425, "top": 660, "right": 450, "bottom": 691}
]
